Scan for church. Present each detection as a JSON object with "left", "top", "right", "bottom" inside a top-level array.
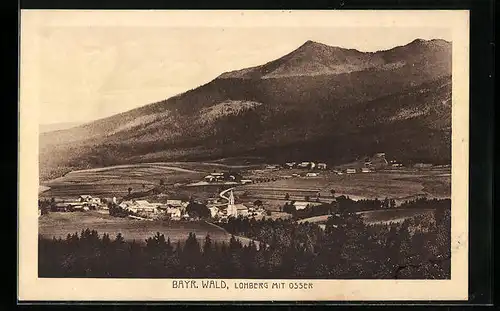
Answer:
[{"left": 226, "top": 190, "right": 249, "bottom": 218}]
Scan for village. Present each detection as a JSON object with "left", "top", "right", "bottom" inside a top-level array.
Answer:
[{"left": 38, "top": 152, "right": 440, "bottom": 222}]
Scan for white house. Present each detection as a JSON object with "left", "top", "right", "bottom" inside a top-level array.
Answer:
[
  {"left": 204, "top": 175, "right": 216, "bottom": 182},
  {"left": 78, "top": 195, "right": 101, "bottom": 208},
  {"left": 240, "top": 179, "right": 253, "bottom": 185},
  {"left": 414, "top": 163, "right": 433, "bottom": 168},
  {"left": 166, "top": 207, "right": 182, "bottom": 220},
  {"left": 293, "top": 201, "right": 310, "bottom": 210},
  {"left": 208, "top": 206, "right": 219, "bottom": 218},
  {"left": 346, "top": 168, "right": 357, "bottom": 174},
  {"left": 306, "top": 172, "right": 319, "bottom": 177},
  {"left": 361, "top": 167, "right": 372, "bottom": 173},
  {"left": 166, "top": 199, "right": 183, "bottom": 207},
  {"left": 121, "top": 200, "right": 160, "bottom": 215},
  {"left": 79, "top": 195, "right": 92, "bottom": 202},
  {"left": 317, "top": 163, "right": 327, "bottom": 170},
  {"left": 119, "top": 201, "right": 131, "bottom": 209},
  {"left": 67, "top": 202, "right": 85, "bottom": 210},
  {"left": 293, "top": 201, "right": 322, "bottom": 210}
]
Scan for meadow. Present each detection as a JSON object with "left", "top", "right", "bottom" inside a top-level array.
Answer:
[
  {"left": 39, "top": 162, "right": 258, "bottom": 200},
  {"left": 38, "top": 211, "right": 253, "bottom": 245},
  {"left": 358, "top": 208, "right": 435, "bottom": 225},
  {"left": 239, "top": 168, "right": 450, "bottom": 204}
]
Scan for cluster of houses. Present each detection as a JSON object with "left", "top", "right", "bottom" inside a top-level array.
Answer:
[
  {"left": 338, "top": 167, "right": 373, "bottom": 174},
  {"left": 203, "top": 172, "right": 253, "bottom": 185},
  {"left": 43, "top": 189, "right": 266, "bottom": 222},
  {"left": 207, "top": 190, "right": 266, "bottom": 221},
  {"left": 118, "top": 199, "right": 189, "bottom": 220},
  {"left": 283, "top": 162, "right": 328, "bottom": 170},
  {"left": 51, "top": 195, "right": 111, "bottom": 212}
]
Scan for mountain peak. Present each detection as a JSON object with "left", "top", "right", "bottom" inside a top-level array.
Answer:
[
  {"left": 297, "top": 40, "right": 339, "bottom": 51},
  {"left": 302, "top": 40, "right": 324, "bottom": 47},
  {"left": 218, "top": 38, "right": 451, "bottom": 80},
  {"left": 407, "top": 38, "right": 452, "bottom": 47}
]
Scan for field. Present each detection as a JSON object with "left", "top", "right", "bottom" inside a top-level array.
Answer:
[
  {"left": 39, "top": 162, "right": 259, "bottom": 200},
  {"left": 239, "top": 168, "right": 450, "bottom": 205},
  {"left": 38, "top": 211, "right": 256, "bottom": 246},
  {"left": 39, "top": 162, "right": 450, "bottom": 228},
  {"left": 358, "top": 208, "right": 435, "bottom": 225},
  {"left": 296, "top": 208, "right": 435, "bottom": 227}
]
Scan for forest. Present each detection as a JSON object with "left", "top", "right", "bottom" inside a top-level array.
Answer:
[{"left": 39, "top": 198, "right": 451, "bottom": 279}]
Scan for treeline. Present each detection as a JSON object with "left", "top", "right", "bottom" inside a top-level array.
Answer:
[
  {"left": 108, "top": 204, "right": 132, "bottom": 217},
  {"left": 39, "top": 201, "right": 450, "bottom": 279},
  {"left": 282, "top": 196, "right": 451, "bottom": 220}
]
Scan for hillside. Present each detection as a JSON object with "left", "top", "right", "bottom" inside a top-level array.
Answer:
[
  {"left": 40, "top": 38, "right": 452, "bottom": 181},
  {"left": 40, "top": 122, "right": 84, "bottom": 133}
]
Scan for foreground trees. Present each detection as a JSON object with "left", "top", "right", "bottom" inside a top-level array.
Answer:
[{"left": 39, "top": 199, "right": 450, "bottom": 279}]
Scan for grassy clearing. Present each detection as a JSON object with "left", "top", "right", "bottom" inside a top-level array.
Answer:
[
  {"left": 40, "top": 163, "right": 207, "bottom": 199},
  {"left": 39, "top": 212, "right": 239, "bottom": 245},
  {"left": 39, "top": 161, "right": 263, "bottom": 200},
  {"left": 297, "top": 215, "right": 330, "bottom": 224},
  {"left": 239, "top": 169, "right": 450, "bottom": 202},
  {"left": 358, "top": 208, "right": 435, "bottom": 225}
]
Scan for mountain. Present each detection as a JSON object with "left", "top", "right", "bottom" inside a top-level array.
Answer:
[{"left": 39, "top": 38, "right": 452, "bottom": 181}]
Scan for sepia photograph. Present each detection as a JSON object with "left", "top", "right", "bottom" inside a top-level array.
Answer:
[{"left": 19, "top": 10, "right": 470, "bottom": 301}]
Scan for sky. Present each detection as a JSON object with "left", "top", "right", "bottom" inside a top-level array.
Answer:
[{"left": 22, "top": 11, "right": 456, "bottom": 125}]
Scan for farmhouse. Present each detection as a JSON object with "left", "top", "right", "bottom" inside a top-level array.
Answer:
[
  {"left": 292, "top": 201, "right": 322, "bottom": 210},
  {"left": 361, "top": 168, "right": 372, "bottom": 173},
  {"left": 166, "top": 199, "right": 184, "bottom": 207},
  {"left": 297, "top": 162, "right": 310, "bottom": 168},
  {"left": 67, "top": 202, "right": 86, "bottom": 211},
  {"left": 204, "top": 175, "right": 216, "bottom": 182},
  {"left": 79, "top": 195, "right": 92, "bottom": 201},
  {"left": 285, "top": 162, "right": 296, "bottom": 168},
  {"left": 121, "top": 200, "right": 161, "bottom": 215},
  {"left": 317, "top": 163, "right": 327, "bottom": 170},
  {"left": 306, "top": 172, "right": 319, "bottom": 177},
  {"left": 79, "top": 195, "right": 101, "bottom": 205},
  {"left": 166, "top": 207, "right": 182, "bottom": 220},
  {"left": 414, "top": 163, "right": 433, "bottom": 168},
  {"left": 240, "top": 179, "right": 253, "bottom": 185},
  {"left": 78, "top": 195, "right": 102, "bottom": 209},
  {"left": 346, "top": 168, "right": 357, "bottom": 174},
  {"left": 208, "top": 206, "right": 219, "bottom": 218},
  {"left": 54, "top": 202, "right": 70, "bottom": 212},
  {"left": 204, "top": 172, "right": 242, "bottom": 183}
]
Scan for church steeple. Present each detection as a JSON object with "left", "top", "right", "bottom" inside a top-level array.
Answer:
[{"left": 228, "top": 190, "right": 235, "bottom": 205}]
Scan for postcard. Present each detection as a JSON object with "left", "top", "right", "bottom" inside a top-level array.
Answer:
[{"left": 19, "top": 9, "right": 469, "bottom": 301}]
